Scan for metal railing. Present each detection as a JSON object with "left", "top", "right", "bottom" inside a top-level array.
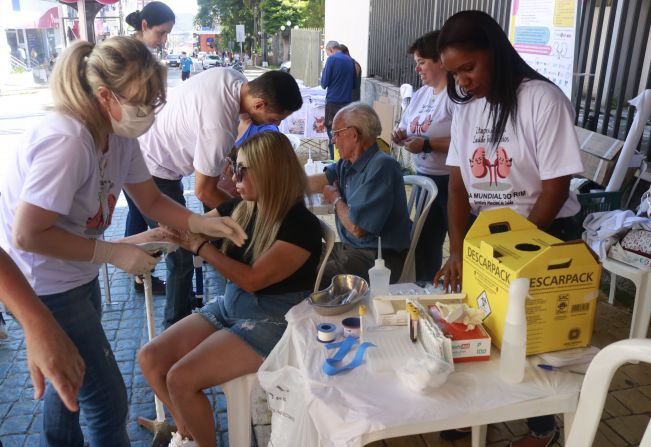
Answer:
[
  {"left": 366, "top": 0, "right": 651, "bottom": 158},
  {"left": 574, "top": 0, "right": 651, "bottom": 159},
  {"left": 10, "top": 55, "right": 28, "bottom": 72},
  {"left": 367, "top": 0, "right": 509, "bottom": 89}
]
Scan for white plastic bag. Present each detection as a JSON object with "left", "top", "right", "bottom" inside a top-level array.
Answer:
[
  {"left": 396, "top": 353, "right": 453, "bottom": 393},
  {"left": 257, "top": 328, "right": 320, "bottom": 447}
]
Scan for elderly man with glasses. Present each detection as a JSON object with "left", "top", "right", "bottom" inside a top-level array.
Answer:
[{"left": 309, "top": 103, "right": 411, "bottom": 288}]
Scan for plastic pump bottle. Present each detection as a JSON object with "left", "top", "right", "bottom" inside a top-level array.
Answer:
[
  {"left": 304, "top": 147, "right": 316, "bottom": 175},
  {"left": 500, "top": 277, "right": 529, "bottom": 383},
  {"left": 368, "top": 237, "right": 391, "bottom": 298}
]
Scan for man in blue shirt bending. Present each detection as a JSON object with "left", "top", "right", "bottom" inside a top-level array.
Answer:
[
  {"left": 309, "top": 103, "right": 411, "bottom": 288},
  {"left": 321, "top": 40, "right": 359, "bottom": 159}
]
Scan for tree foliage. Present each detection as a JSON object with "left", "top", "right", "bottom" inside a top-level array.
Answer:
[
  {"left": 195, "top": 0, "right": 324, "bottom": 52},
  {"left": 196, "top": 0, "right": 255, "bottom": 49},
  {"left": 298, "top": 0, "right": 325, "bottom": 29}
]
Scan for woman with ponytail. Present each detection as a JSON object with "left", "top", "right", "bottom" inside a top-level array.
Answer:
[
  {"left": 0, "top": 37, "right": 245, "bottom": 447},
  {"left": 125, "top": 1, "right": 175, "bottom": 49},
  {"left": 123, "top": 1, "right": 176, "bottom": 295}
]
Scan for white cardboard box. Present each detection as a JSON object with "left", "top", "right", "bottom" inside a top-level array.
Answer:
[
  {"left": 609, "top": 243, "right": 651, "bottom": 271},
  {"left": 373, "top": 291, "right": 465, "bottom": 326}
]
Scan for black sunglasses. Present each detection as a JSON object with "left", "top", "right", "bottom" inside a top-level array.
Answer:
[{"left": 228, "top": 158, "right": 248, "bottom": 182}]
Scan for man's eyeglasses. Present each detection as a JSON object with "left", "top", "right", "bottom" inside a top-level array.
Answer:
[
  {"left": 331, "top": 126, "right": 353, "bottom": 138},
  {"left": 228, "top": 158, "right": 248, "bottom": 182}
]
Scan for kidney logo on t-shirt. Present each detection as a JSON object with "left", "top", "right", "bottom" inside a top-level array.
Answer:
[
  {"left": 469, "top": 146, "right": 513, "bottom": 190},
  {"left": 85, "top": 193, "right": 116, "bottom": 236},
  {"left": 409, "top": 114, "right": 433, "bottom": 135}
]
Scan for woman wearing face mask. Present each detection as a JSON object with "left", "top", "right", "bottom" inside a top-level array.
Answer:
[
  {"left": 0, "top": 37, "right": 246, "bottom": 447},
  {"left": 434, "top": 10, "right": 583, "bottom": 447},
  {"left": 391, "top": 30, "right": 455, "bottom": 281},
  {"left": 123, "top": 1, "right": 176, "bottom": 294},
  {"left": 125, "top": 1, "right": 175, "bottom": 50}
]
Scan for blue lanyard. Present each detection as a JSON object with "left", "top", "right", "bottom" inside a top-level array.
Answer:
[{"left": 322, "top": 336, "right": 375, "bottom": 376}]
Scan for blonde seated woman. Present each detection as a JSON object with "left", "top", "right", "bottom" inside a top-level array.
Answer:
[{"left": 137, "top": 131, "right": 323, "bottom": 447}]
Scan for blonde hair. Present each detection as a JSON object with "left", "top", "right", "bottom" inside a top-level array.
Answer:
[
  {"left": 49, "top": 37, "right": 166, "bottom": 147},
  {"left": 223, "top": 132, "right": 310, "bottom": 261}
]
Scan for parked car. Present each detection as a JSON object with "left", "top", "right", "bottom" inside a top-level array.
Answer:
[
  {"left": 197, "top": 51, "right": 207, "bottom": 61},
  {"left": 280, "top": 60, "right": 291, "bottom": 73},
  {"left": 202, "top": 54, "right": 222, "bottom": 70},
  {"left": 165, "top": 54, "right": 181, "bottom": 67}
]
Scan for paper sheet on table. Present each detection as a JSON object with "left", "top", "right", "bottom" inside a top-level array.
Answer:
[{"left": 258, "top": 301, "right": 583, "bottom": 447}]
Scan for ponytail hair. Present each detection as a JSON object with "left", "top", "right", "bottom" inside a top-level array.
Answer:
[
  {"left": 49, "top": 37, "right": 166, "bottom": 147},
  {"left": 126, "top": 1, "right": 175, "bottom": 31}
]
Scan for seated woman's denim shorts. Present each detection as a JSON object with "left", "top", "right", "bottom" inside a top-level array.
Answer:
[{"left": 196, "top": 282, "right": 309, "bottom": 357}]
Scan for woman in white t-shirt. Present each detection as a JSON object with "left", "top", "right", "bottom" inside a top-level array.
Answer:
[
  {"left": 123, "top": 1, "right": 176, "bottom": 295},
  {"left": 391, "top": 30, "right": 455, "bottom": 280},
  {"left": 434, "top": 11, "right": 583, "bottom": 447},
  {"left": 0, "top": 37, "right": 245, "bottom": 447},
  {"left": 125, "top": 1, "right": 175, "bottom": 50}
]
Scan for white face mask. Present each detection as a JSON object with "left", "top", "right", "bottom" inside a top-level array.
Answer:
[{"left": 109, "top": 91, "right": 156, "bottom": 138}]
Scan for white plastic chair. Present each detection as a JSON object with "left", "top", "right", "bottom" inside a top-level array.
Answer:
[
  {"left": 398, "top": 175, "right": 438, "bottom": 283},
  {"left": 314, "top": 219, "right": 336, "bottom": 292},
  {"left": 602, "top": 257, "right": 651, "bottom": 339},
  {"left": 565, "top": 339, "right": 651, "bottom": 447},
  {"left": 219, "top": 219, "right": 336, "bottom": 447}
]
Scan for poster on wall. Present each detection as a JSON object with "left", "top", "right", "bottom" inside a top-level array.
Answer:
[
  {"left": 508, "top": 0, "right": 578, "bottom": 99},
  {"left": 279, "top": 86, "right": 328, "bottom": 139}
]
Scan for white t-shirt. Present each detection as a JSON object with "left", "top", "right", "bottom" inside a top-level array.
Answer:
[
  {"left": 0, "top": 113, "right": 150, "bottom": 295},
  {"left": 399, "top": 86, "right": 455, "bottom": 176},
  {"left": 140, "top": 68, "right": 247, "bottom": 180},
  {"left": 447, "top": 79, "right": 583, "bottom": 218}
]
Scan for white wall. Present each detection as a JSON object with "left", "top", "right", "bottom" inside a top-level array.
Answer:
[{"left": 324, "top": 0, "right": 370, "bottom": 76}]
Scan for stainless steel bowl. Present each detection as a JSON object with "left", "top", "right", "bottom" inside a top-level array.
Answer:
[{"left": 308, "top": 274, "right": 369, "bottom": 316}]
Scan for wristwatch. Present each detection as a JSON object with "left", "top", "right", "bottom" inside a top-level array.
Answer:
[{"left": 422, "top": 137, "right": 432, "bottom": 154}]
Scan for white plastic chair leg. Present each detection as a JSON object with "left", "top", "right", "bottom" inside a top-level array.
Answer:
[
  {"left": 471, "top": 425, "right": 487, "bottom": 447},
  {"left": 563, "top": 411, "right": 576, "bottom": 443},
  {"left": 630, "top": 273, "right": 651, "bottom": 339},
  {"left": 221, "top": 373, "right": 258, "bottom": 447},
  {"left": 602, "top": 259, "right": 651, "bottom": 339},
  {"left": 608, "top": 271, "right": 616, "bottom": 305}
]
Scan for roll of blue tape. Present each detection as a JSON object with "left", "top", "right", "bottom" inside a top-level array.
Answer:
[{"left": 317, "top": 323, "right": 337, "bottom": 343}]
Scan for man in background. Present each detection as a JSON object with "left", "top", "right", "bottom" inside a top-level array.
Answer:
[
  {"left": 339, "top": 44, "right": 362, "bottom": 102},
  {"left": 309, "top": 103, "right": 410, "bottom": 286},
  {"left": 321, "top": 40, "right": 358, "bottom": 159},
  {"left": 180, "top": 51, "right": 192, "bottom": 81}
]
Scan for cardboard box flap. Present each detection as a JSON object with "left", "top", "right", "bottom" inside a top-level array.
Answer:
[
  {"left": 476, "top": 238, "right": 557, "bottom": 272},
  {"left": 575, "top": 126, "right": 624, "bottom": 160},
  {"left": 465, "top": 208, "right": 537, "bottom": 240},
  {"left": 373, "top": 100, "right": 396, "bottom": 147},
  {"left": 519, "top": 241, "right": 602, "bottom": 282}
]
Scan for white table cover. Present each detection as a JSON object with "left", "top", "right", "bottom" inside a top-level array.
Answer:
[{"left": 259, "top": 300, "right": 583, "bottom": 447}]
